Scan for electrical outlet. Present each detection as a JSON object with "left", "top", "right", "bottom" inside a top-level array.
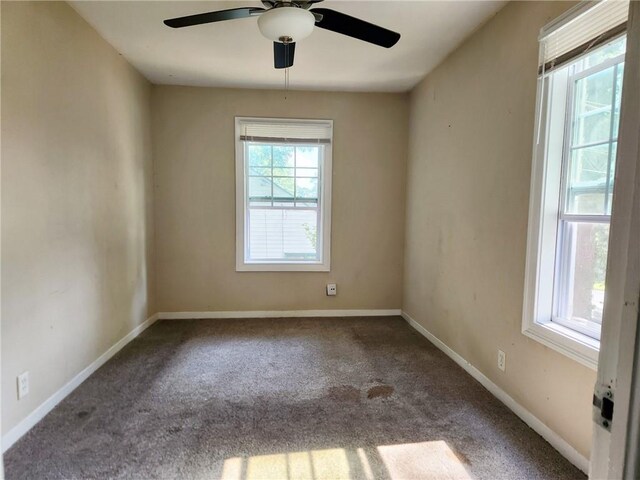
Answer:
[
  {"left": 326, "top": 283, "right": 337, "bottom": 296},
  {"left": 17, "top": 371, "right": 29, "bottom": 399},
  {"left": 497, "top": 350, "right": 506, "bottom": 372}
]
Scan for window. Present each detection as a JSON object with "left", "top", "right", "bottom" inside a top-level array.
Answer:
[
  {"left": 235, "top": 117, "right": 332, "bottom": 271},
  {"left": 523, "top": 0, "right": 628, "bottom": 368}
]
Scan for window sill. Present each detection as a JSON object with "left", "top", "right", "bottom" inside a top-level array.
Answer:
[
  {"left": 522, "top": 321, "right": 599, "bottom": 370},
  {"left": 236, "top": 261, "right": 330, "bottom": 272}
]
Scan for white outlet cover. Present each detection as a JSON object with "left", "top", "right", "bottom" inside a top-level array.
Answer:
[
  {"left": 17, "top": 371, "right": 29, "bottom": 399},
  {"left": 498, "top": 350, "right": 506, "bottom": 372},
  {"left": 326, "top": 283, "right": 337, "bottom": 296}
]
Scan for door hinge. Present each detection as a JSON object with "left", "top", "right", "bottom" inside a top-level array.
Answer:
[{"left": 593, "top": 384, "right": 614, "bottom": 431}]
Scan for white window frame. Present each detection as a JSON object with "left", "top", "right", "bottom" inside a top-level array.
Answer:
[
  {"left": 235, "top": 117, "right": 332, "bottom": 272},
  {"left": 552, "top": 53, "right": 623, "bottom": 340},
  {"left": 523, "top": 5, "right": 627, "bottom": 370}
]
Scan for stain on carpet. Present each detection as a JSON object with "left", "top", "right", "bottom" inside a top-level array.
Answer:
[
  {"left": 76, "top": 406, "right": 96, "bottom": 419},
  {"left": 367, "top": 384, "right": 394, "bottom": 399}
]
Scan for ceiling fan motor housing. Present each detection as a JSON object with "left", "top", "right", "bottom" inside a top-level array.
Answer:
[{"left": 257, "top": 6, "right": 316, "bottom": 43}]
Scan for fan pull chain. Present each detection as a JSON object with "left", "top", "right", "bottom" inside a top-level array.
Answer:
[
  {"left": 285, "top": 66, "right": 290, "bottom": 100},
  {"left": 284, "top": 41, "right": 290, "bottom": 100}
]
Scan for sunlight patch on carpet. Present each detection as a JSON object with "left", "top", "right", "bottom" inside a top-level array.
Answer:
[
  {"left": 377, "top": 440, "right": 472, "bottom": 479},
  {"left": 220, "top": 441, "right": 471, "bottom": 480}
]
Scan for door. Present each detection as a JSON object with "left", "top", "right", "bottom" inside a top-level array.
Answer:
[{"left": 589, "top": 1, "right": 640, "bottom": 478}]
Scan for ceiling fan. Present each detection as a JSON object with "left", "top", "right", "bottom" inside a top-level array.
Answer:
[{"left": 164, "top": 1, "right": 401, "bottom": 69}]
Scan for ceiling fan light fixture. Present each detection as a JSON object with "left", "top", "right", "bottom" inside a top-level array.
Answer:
[{"left": 257, "top": 7, "right": 315, "bottom": 43}]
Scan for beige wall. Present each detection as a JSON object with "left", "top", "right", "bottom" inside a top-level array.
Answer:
[
  {"left": 1, "top": 1, "right": 155, "bottom": 433},
  {"left": 152, "top": 86, "right": 408, "bottom": 312},
  {"left": 403, "top": 1, "right": 596, "bottom": 458}
]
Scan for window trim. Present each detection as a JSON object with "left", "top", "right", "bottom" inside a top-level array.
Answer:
[
  {"left": 235, "top": 117, "right": 333, "bottom": 272},
  {"left": 524, "top": 62, "right": 595, "bottom": 368},
  {"left": 522, "top": 34, "right": 628, "bottom": 371}
]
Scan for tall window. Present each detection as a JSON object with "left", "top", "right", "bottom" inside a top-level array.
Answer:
[
  {"left": 523, "top": 0, "right": 628, "bottom": 368},
  {"left": 235, "top": 118, "right": 332, "bottom": 271},
  {"left": 555, "top": 37, "right": 625, "bottom": 339}
]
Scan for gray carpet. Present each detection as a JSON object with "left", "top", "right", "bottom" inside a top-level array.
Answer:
[{"left": 5, "top": 317, "right": 585, "bottom": 479}]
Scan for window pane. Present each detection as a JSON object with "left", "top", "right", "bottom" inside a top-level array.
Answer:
[
  {"left": 248, "top": 145, "right": 272, "bottom": 166},
  {"left": 573, "top": 111, "right": 612, "bottom": 146},
  {"left": 272, "top": 146, "right": 294, "bottom": 167},
  {"left": 247, "top": 146, "right": 321, "bottom": 205},
  {"left": 572, "top": 66, "right": 614, "bottom": 146},
  {"left": 296, "top": 146, "right": 319, "bottom": 168},
  {"left": 556, "top": 221, "right": 609, "bottom": 337},
  {"left": 248, "top": 176, "right": 272, "bottom": 199},
  {"left": 248, "top": 209, "right": 319, "bottom": 260},
  {"left": 273, "top": 177, "right": 294, "bottom": 199},
  {"left": 566, "top": 144, "right": 610, "bottom": 214},
  {"left": 296, "top": 167, "right": 318, "bottom": 178},
  {"left": 583, "top": 36, "right": 626, "bottom": 69},
  {"left": 272, "top": 167, "right": 294, "bottom": 177},
  {"left": 248, "top": 166, "right": 270, "bottom": 176},
  {"left": 296, "top": 177, "right": 318, "bottom": 199}
]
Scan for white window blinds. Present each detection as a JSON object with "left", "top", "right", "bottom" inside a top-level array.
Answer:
[
  {"left": 539, "top": 0, "right": 628, "bottom": 73},
  {"left": 238, "top": 119, "right": 332, "bottom": 144}
]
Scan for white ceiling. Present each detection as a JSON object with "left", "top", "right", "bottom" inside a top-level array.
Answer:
[{"left": 70, "top": 1, "right": 506, "bottom": 92}]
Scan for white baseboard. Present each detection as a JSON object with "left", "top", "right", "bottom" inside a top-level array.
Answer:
[
  {"left": 2, "top": 313, "right": 160, "bottom": 453},
  {"left": 401, "top": 311, "right": 590, "bottom": 474},
  {"left": 158, "top": 309, "right": 402, "bottom": 320}
]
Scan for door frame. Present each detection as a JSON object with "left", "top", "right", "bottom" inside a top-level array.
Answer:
[{"left": 589, "top": 1, "right": 640, "bottom": 478}]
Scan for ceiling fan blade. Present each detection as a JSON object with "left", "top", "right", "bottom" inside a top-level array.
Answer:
[
  {"left": 274, "top": 42, "right": 296, "bottom": 69},
  {"left": 164, "top": 7, "right": 264, "bottom": 28},
  {"left": 310, "top": 8, "right": 400, "bottom": 48}
]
